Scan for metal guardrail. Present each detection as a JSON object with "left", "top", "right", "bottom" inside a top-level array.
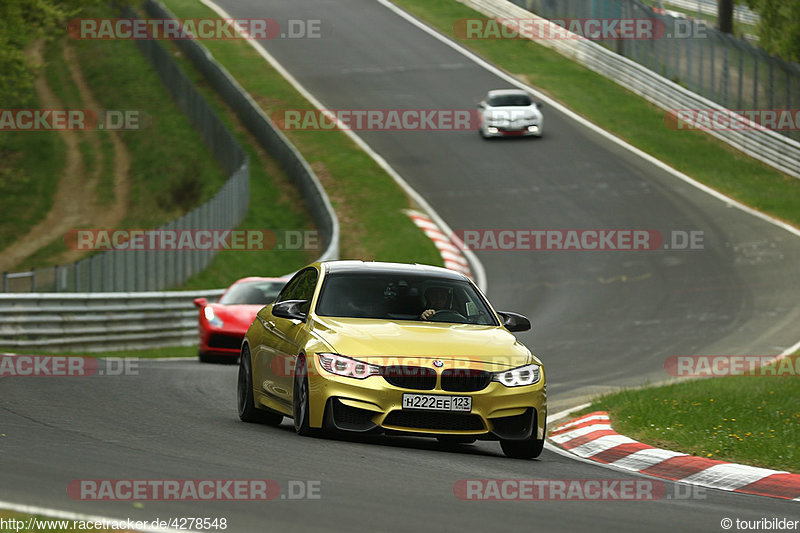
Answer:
[
  {"left": 459, "top": 0, "right": 800, "bottom": 179},
  {"left": 0, "top": 290, "right": 223, "bottom": 353},
  {"left": 515, "top": 0, "right": 799, "bottom": 143}
]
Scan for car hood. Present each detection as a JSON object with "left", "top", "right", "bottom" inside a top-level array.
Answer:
[
  {"left": 210, "top": 304, "right": 265, "bottom": 329},
  {"left": 311, "top": 316, "right": 536, "bottom": 369}
]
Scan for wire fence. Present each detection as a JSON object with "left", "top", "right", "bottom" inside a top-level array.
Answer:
[
  {"left": 143, "top": 0, "right": 339, "bottom": 263},
  {"left": 3, "top": 1, "right": 340, "bottom": 293},
  {"left": 1, "top": 8, "right": 250, "bottom": 293},
  {"left": 511, "top": 0, "right": 800, "bottom": 141}
]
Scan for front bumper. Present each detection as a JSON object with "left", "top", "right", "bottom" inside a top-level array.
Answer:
[
  {"left": 483, "top": 124, "right": 542, "bottom": 137},
  {"left": 307, "top": 357, "right": 547, "bottom": 440},
  {"left": 199, "top": 328, "right": 244, "bottom": 357}
]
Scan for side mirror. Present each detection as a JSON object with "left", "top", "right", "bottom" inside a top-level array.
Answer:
[
  {"left": 272, "top": 299, "right": 308, "bottom": 321},
  {"left": 193, "top": 297, "right": 208, "bottom": 308},
  {"left": 478, "top": 101, "right": 487, "bottom": 109},
  {"left": 497, "top": 311, "right": 531, "bottom": 332},
  {"left": 536, "top": 102, "right": 543, "bottom": 110}
]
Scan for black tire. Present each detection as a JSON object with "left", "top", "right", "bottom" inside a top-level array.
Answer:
[
  {"left": 500, "top": 435, "right": 545, "bottom": 459},
  {"left": 437, "top": 436, "right": 477, "bottom": 445},
  {"left": 237, "top": 345, "right": 282, "bottom": 425},
  {"left": 292, "top": 355, "right": 318, "bottom": 436},
  {"left": 198, "top": 350, "right": 213, "bottom": 363}
]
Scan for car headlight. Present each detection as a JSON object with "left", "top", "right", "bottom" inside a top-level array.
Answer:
[
  {"left": 203, "top": 306, "right": 224, "bottom": 328},
  {"left": 318, "top": 353, "right": 380, "bottom": 379},
  {"left": 492, "top": 364, "right": 540, "bottom": 387}
]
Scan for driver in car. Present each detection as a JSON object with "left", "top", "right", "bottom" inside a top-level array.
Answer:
[{"left": 420, "top": 286, "right": 449, "bottom": 320}]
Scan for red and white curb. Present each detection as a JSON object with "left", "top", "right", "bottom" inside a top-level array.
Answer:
[
  {"left": 549, "top": 411, "right": 800, "bottom": 501},
  {"left": 406, "top": 210, "right": 472, "bottom": 279}
]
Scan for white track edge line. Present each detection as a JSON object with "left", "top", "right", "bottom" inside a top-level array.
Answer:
[
  {"left": 194, "top": 0, "right": 799, "bottom": 494},
  {"left": 376, "top": 2, "right": 800, "bottom": 363},
  {"left": 199, "top": 0, "right": 487, "bottom": 292},
  {"left": 377, "top": 0, "right": 800, "bottom": 239}
]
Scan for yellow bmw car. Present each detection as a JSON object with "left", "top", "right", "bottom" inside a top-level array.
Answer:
[{"left": 238, "top": 260, "right": 547, "bottom": 458}]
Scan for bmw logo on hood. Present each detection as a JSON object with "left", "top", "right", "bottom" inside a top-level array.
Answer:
[{"left": 432, "top": 360, "right": 444, "bottom": 368}]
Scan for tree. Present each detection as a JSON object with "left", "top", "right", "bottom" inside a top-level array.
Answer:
[{"left": 745, "top": 0, "right": 800, "bottom": 63}]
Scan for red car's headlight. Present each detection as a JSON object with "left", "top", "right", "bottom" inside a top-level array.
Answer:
[
  {"left": 317, "top": 353, "right": 380, "bottom": 379},
  {"left": 203, "top": 306, "right": 224, "bottom": 328}
]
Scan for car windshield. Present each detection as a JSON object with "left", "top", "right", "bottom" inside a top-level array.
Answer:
[
  {"left": 488, "top": 94, "right": 532, "bottom": 107},
  {"left": 219, "top": 280, "right": 285, "bottom": 305},
  {"left": 315, "top": 273, "right": 499, "bottom": 325}
]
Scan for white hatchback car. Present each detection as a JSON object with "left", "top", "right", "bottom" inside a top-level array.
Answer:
[{"left": 478, "top": 89, "right": 543, "bottom": 138}]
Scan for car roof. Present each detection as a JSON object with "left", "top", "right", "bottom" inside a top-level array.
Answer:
[
  {"left": 321, "top": 260, "right": 468, "bottom": 281},
  {"left": 487, "top": 89, "right": 531, "bottom": 98},
  {"left": 231, "top": 276, "right": 288, "bottom": 285}
]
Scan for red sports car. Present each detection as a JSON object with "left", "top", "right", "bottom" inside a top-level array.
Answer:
[{"left": 193, "top": 277, "right": 288, "bottom": 363}]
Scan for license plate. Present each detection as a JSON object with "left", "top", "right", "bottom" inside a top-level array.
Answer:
[{"left": 402, "top": 393, "right": 472, "bottom": 412}]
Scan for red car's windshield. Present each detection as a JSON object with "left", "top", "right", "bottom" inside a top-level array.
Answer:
[{"left": 219, "top": 280, "right": 285, "bottom": 305}]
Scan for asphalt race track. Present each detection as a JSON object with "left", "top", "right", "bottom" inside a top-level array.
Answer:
[{"left": 2, "top": 1, "right": 799, "bottom": 531}]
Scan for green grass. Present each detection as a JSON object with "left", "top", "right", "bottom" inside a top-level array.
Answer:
[
  {"left": 8, "top": 345, "right": 197, "bottom": 358},
  {"left": 0, "top": 99, "right": 64, "bottom": 254},
  {"left": 4, "top": 0, "right": 443, "bottom": 285},
  {"left": 70, "top": 13, "right": 228, "bottom": 230},
  {"left": 40, "top": 38, "right": 116, "bottom": 206},
  {"left": 391, "top": 0, "right": 800, "bottom": 228},
  {"left": 161, "top": 0, "right": 443, "bottom": 267},
  {"left": 94, "top": 345, "right": 197, "bottom": 358},
  {"left": 152, "top": 30, "right": 318, "bottom": 287},
  {"left": 2, "top": 3, "right": 229, "bottom": 272},
  {"left": 574, "top": 354, "right": 800, "bottom": 472}
]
